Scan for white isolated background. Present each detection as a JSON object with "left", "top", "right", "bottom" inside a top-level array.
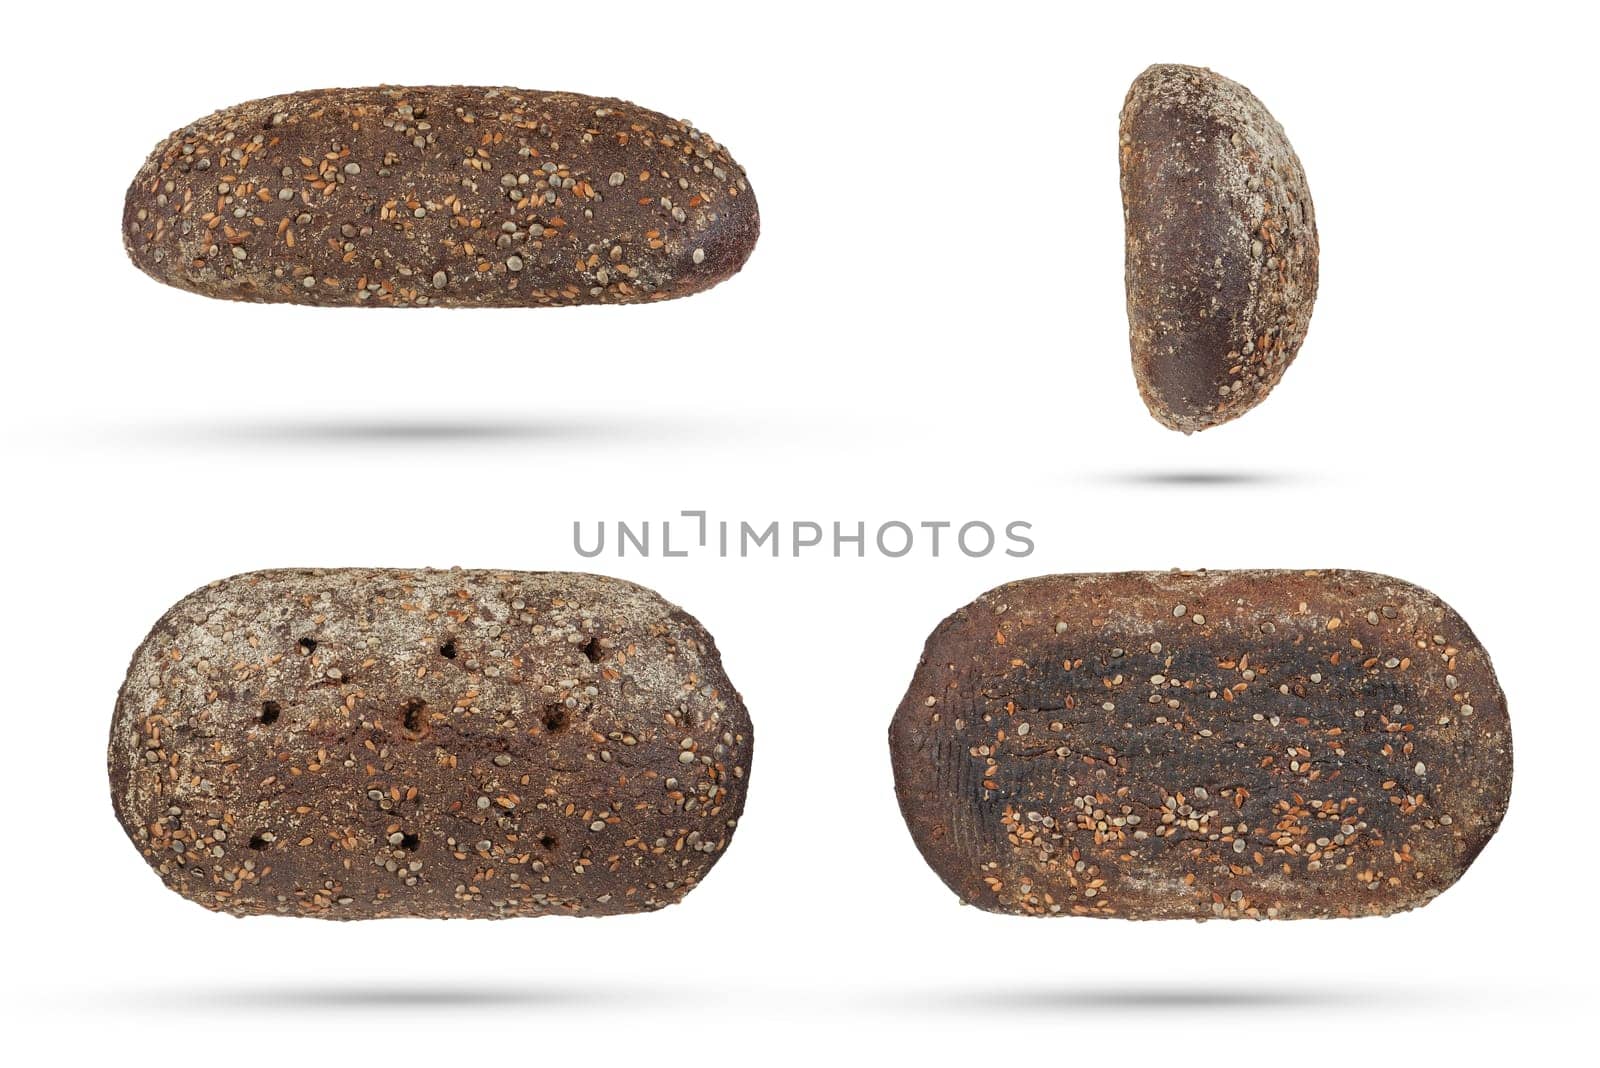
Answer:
[{"left": 0, "top": 1, "right": 1593, "bottom": 1063}]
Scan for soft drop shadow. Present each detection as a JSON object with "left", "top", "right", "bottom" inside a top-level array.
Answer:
[
  {"left": 110, "top": 980, "right": 657, "bottom": 1014},
  {"left": 866, "top": 981, "right": 1466, "bottom": 1015},
  {"left": 1088, "top": 469, "right": 1313, "bottom": 489},
  {"left": 95, "top": 413, "right": 738, "bottom": 451}
]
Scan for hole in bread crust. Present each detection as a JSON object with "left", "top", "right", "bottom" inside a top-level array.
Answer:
[
  {"left": 400, "top": 832, "right": 420, "bottom": 851},
  {"left": 439, "top": 640, "right": 457, "bottom": 659},
  {"left": 538, "top": 834, "right": 559, "bottom": 851},
  {"left": 542, "top": 705, "right": 569, "bottom": 734},
  {"left": 298, "top": 637, "right": 318, "bottom": 655},
  {"left": 401, "top": 699, "right": 430, "bottom": 738},
  {"left": 582, "top": 636, "right": 603, "bottom": 663},
  {"left": 259, "top": 700, "right": 282, "bottom": 725},
  {"left": 248, "top": 834, "right": 270, "bottom": 850}
]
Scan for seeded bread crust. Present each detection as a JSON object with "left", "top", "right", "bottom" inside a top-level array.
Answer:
[
  {"left": 1120, "top": 65, "right": 1318, "bottom": 432},
  {"left": 109, "top": 568, "right": 753, "bottom": 918},
  {"left": 889, "top": 570, "right": 1510, "bottom": 919},
  {"left": 123, "top": 86, "right": 758, "bottom": 307}
]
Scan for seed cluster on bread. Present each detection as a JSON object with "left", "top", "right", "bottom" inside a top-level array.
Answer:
[
  {"left": 890, "top": 570, "right": 1510, "bottom": 919},
  {"left": 109, "top": 569, "right": 753, "bottom": 918},
  {"left": 1120, "top": 65, "right": 1319, "bottom": 431},
  {"left": 123, "top": 86, "right": 759, "bottom": 307}
]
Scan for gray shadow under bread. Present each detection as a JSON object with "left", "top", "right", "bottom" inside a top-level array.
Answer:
[
  {"left": 864, "top": 980, "right": 1479, "bottom": 1015},
  {"left": 1087, "top": 469, "right": 1317, "bottom": 488},
  {"left": 92, "top": 413, "right": 745, "bottom": 451},
  {"left": 103, "top": 979, "right": 667, "bottom": 1014}
]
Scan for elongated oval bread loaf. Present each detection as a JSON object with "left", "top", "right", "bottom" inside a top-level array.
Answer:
[
  {"left": 109, "top": 569, "right": 753, "bottom": 918},
  {"left": 1121, "top": 65, "right": 1318, "bottom": 431},
  {"left": 123, "top": 86, "right": 758, "bottom": 307},
  {"left": 889, "top": 570, "right": 1510, "bottom": 919}
]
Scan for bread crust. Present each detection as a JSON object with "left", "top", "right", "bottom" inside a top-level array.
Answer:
[
  {"left": 889, "top": 570, "right": 1510, "bottom": 919},
  {"left": 1121, "top": 65, "right": 1318, "bottom": 431},
  {"left": 109, "top": 569, "right": 752, "bottom": 918},
  {"left": 123, "top": 86, "right": 758, "bottom": 307}
]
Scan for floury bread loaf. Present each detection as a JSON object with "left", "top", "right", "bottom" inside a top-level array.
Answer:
[
  {"left": 889, "top": 570, "right": 1510, "bottom": 919},
  {"left": 1121, "top": 65, "right": 1318, "bottom": 431},
  {"left": 109, "top": 569, "right": 752, "bottom": 918},
  {"left": 123, "top": 87, "right": 758, "bottom": 307}
]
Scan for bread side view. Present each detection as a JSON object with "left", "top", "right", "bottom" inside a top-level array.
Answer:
[
  {"left": 889, "top": 570, "right": 1510, "bottom": 919},
  {"left": 1120, "top": 65, "right": 1318, "bottom": 432},
  {"left": 109, "top": 569, "right": 752, "bottom": 918},
  {"left": 123, "top": 86, "right": 758, "bottom": 307}
]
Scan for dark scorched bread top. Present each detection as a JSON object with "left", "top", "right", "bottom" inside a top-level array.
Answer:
[
  {"left": 123, "top": 86, "right": 758, "bottom": 307},
  {"left": 889, "top": 570, "right": 1510, "bottom": 919}
]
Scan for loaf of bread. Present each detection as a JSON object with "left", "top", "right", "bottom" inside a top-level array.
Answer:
[
  {"left": 889, "top": 570, "right": 1509, "bottom": 919},
  {"left": 1121, "top": 65, "right": 1318, "bottom": 432},
  {"left": 109, "top": 569, "right": 752, "bottom": 918},
  {"left": 123, "top": 87, "right": 758, "bottom": 307}
]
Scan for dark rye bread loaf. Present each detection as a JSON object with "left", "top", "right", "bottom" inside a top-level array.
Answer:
[
  {"left": 109, "top": 569, "right": 753, "bottom": 918},
  {"left": 123, "top": 86, "right": 758, "bottom": 307},
  {"left": 1121, "top": 65, "right": 1318, "bottom": 432},
  {"left": 889, "top": 570, "right": 1510, "bottom": 919}
]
